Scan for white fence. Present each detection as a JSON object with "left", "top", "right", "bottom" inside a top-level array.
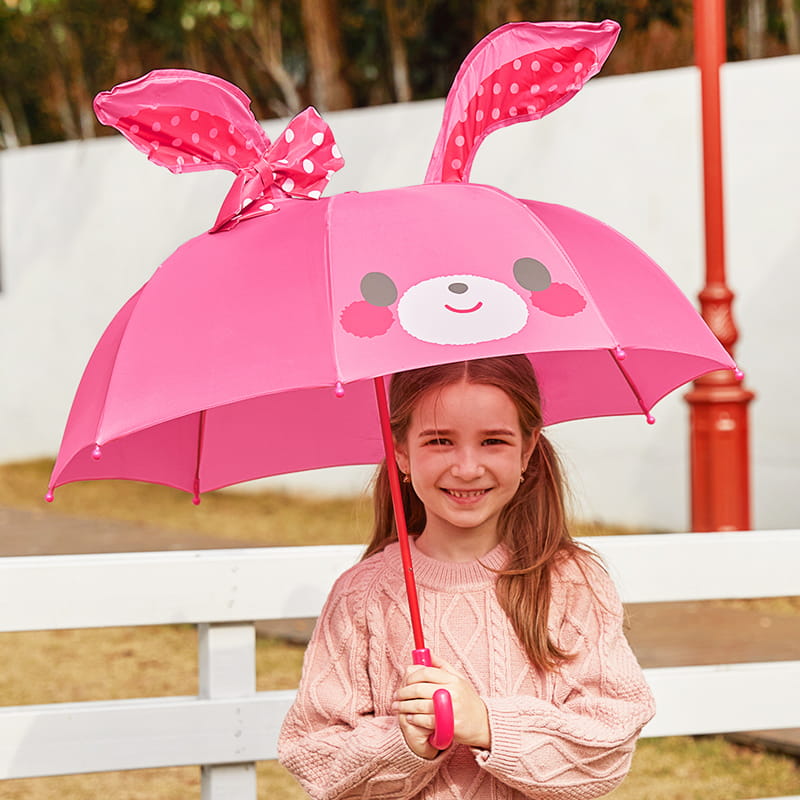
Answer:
[{"left": 0, "top": 531, "right": 799, "bottom": 799}]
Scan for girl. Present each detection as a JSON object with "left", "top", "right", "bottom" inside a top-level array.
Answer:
[{"left": 278, "top": 355, "right": 655, "bottom": 799}]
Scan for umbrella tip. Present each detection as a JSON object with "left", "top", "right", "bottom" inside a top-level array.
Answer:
[
  {"left": 45, "top": 488, "right": 54, "bottom": 503},
  {"left": 734, "top": 367, "right": 744, "bottom": 381},
  {"left": 335, "top": 381, "right": 345, "bottom": 398},
  {"left": 91, "top": 444, "right": 103, "bottom": 461},
  {"left": 192, "top": 492, "right": 201, "bottom": 506},
  {"left": 646, "top": 413, "right": 656, "bottom": 425},
  {"left": 613, "top": 346, "right": 627, "bottom": 361}
]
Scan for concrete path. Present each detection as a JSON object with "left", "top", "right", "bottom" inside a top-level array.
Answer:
[{"left": 2, "top": 506, "right": 798, "bottom": 758}]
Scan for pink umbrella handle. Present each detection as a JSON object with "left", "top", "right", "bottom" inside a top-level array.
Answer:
[{"left": 413, "top": 647, "right": 455, "bottom": 750}]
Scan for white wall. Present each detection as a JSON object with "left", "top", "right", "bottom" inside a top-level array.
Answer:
[{"left": 2, "top": 56, "right": 798, "bottom": 530}]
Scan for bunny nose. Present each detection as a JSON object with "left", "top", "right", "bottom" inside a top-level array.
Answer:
[{"left": 448, "top": 282, "right": 468, "bottom": 294}]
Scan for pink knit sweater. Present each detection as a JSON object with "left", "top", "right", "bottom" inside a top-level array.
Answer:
[{"left": 278, "top": 539, "right": 655, "bottom": 799}]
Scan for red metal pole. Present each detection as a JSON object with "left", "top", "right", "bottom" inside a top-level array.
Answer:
[{"left": 685, "top": 0, "right": 754, "bottom": 531}]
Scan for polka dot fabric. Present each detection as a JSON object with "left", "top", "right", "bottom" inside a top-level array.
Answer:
[
  {"left": 425, "top": 20, "right": 620, "bottom": 184},
  {"left": 441, "top": 45, "right": 597, "bottom": 182},
  {"left": 94, "top": 69, "right": 269, "bottom": 175},
  {"left": 93, "top": 69, "right": 345, "bottom": 232}
]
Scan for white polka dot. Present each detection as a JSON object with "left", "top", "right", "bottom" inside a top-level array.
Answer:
[
  {"left": 191, "top": 133, "right": 200, "bottom": 144},
  {"left": 228, "top": 145, "right": 237, "bottom": 156},
  {"left": 491, "top": 108, "right": 500, "bottom": 119},
  {"left": 549, "top": 84, "right": 558, "bottom": 92},
  {"left": 285, "top": 128, "right": 295, "bottom": 143},
  {"left": 509, "top": 107, "right": 518, "bottom": 116},
  {"left": 152, "top": 122, "right": 161, "bottom": 132},
  {"left": 476, "top": 109, "right": 484, "bottom": 121},
  {"left": 303, "top": 158, "right": 314, "bottom": 173},
  {"left": 228, "top": 124, "right": 235, "bottom": 134},
  {"left": 455, "top": 134, "right": 465, "bottom": 147},
  {"left": 553, "top": 62, "right": 563, "bottom": 73},
  {"left": 477, "top": 85, "right": 485, "bottom": 96},
  {"left": 531, "top": 60, "right": 541, "bottom": 71},
  {"left": 190, "top": 110, "right": 199, "bottom": 121},
  {"left": 513, "top": 58, "right": 522, "bottom": 70},
  {"left": 282, "top": 178, "right": 295, "bottom": 192},
  {"left": 177, "top": 156, "right": 185, "bottom": 165},
  {"left": 527, "top": 105, "right": 537, "bottom": 114},
  {"left": 193, "top": 156, "right": 202, "bottom": 164},
  {"left": 309, "top": 190, "right": 322, "bottom": 199},
  {"left": 574, "top": 62, "right": 584, "bottom": 72},
  {"left": 172, "top": 138, "right": 182, "bottom": 147},
  {"left": 171, "top": 115, "right": 181, "bottom": 126},
  {"left": 493, "top": 82, "right": 502, "bottom": 95},
  {"left": 312, "top": 132, "right": 324, "bottom": 146},
  {"left": 209, "top": 128, "right": 218, "bottom": 138},
  {"left": 510, "top": 83, "right": 519, "bottom": 94},
  {"left": 451, "top": 158, "right": 462, "bottom": 170},
  {"left": 245, "top": 139, "right": 253, "bottom": 149},
  {"left": 331, "top": 144, "right": 341, "bottom": 159},
  {"left": 260, "top": 203, "right": 275, "bottom": 211},
  {"left": 130, "top": 124, "right": 140, "bottom": 134},
  {"left": 213, "top": 150, "right": 220, "bottom": 160},
  {"left": 531, "top": 84, "right": 540, "bottom": 93},
  {"left": 151, "top": 141, "right": 159, "bottom": 150}
]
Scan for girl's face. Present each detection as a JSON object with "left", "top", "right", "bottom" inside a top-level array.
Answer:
[{"left": 395, "top": 380, "right": 537, "bottom": 551}]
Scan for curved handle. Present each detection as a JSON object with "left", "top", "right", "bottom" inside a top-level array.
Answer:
[{"left": 428, "top": 688, "right": 454, "bottom": 750}]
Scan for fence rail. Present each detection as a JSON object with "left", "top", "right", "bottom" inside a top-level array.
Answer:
[{"left": 1, "top": 530, "right": 799, "bottom": 799}]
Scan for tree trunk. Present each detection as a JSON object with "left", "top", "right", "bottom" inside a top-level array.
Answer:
[
  {"left": 384, "top": 0, "right": 412, "bottom": 102},
  {"left": 249, "top": 0, "right": 303, "bottom": 116},
  {"left": 781, "top": 0, "right": 800, "bottom": 52},
  {"left": 745, "top": 0, "right": 768, "bottom": 57},
  {"left": 300, "top": 0, "right": 353, "bottom": 110}
]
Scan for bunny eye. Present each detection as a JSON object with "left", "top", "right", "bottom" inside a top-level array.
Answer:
[
  {"left": 513, "top": 258, "right": 552, "bottom": 291},
  {"left": 360, "top": 272, "right": 398, "bottom": 306}
]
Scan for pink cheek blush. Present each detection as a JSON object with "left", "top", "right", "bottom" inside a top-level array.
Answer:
[
  {"left": 340, "top": 301, "right": 395, "bottom": 337},
  {"left": 529, "top": 282, "right": 587, "bottom": 317}
]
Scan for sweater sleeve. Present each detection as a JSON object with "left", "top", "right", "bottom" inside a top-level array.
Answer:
[
  {"left": 277, "top": 567, "right": 441, "bottom": 800},
  {"left": 475, "top": 557, "right": 655, "bottom": 799}
]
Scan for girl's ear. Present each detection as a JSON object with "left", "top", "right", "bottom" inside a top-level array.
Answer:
[
  {"left": 394, "top": 441, "right": 410, "bottom": 475},
  {"left": 521, "top": 429, "right": 541, "bottom": 472}
]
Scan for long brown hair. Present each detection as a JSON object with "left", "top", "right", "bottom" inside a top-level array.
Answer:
[{"left": 364, "top": 355, "right": 593, "bottom": 671}]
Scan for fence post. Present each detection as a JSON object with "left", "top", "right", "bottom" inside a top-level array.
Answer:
[{"left": 199, "top": 622, "right": 258, "bottom": 800}]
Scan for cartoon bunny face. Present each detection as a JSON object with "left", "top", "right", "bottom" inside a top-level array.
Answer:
[{"left": 397, "top": 274, "right": 528, "bottom": 344}]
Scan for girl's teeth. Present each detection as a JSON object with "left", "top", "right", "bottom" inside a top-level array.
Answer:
[{"left": 448, "top": 489, "right": 486, "bottom": 498}]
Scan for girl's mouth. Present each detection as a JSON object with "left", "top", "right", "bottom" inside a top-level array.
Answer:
[
  {"left": 444, "top": 301, "right": 483, "bottom": 314},
  {"left": 442, "top": 488, "right": 489, "bottom": 499}
]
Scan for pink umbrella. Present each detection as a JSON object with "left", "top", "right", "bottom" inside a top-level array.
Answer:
[{"left": 48, "top": 20, "right": 739, "bottom": 748}]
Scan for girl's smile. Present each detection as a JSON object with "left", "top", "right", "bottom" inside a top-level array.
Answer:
[{"left": 395, "top": 380, "right": 537, "bottom": 560}]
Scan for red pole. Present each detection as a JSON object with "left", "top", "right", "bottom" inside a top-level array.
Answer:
[{"left": 685, "top": 0, "right": 754, "bottom": 531}]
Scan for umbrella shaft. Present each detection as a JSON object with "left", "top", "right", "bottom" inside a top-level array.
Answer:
[{"left": 373, "top": 376, "right": 426, "bottom": 651}]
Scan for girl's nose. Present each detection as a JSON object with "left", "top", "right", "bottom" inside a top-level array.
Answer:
[{"left": 450, "top": 450, "right": 485, "bottom": 479}]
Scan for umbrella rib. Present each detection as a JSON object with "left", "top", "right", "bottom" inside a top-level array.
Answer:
[
  {"left": 608, "top": 348, "right": 652, "bottom": 420},
  {"left": 192, "top": 410, "right": 207, "bottom": 503}
]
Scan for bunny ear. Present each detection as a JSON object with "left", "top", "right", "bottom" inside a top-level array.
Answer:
[
  {"left": 424, "top": 20, "right": 620, "bottom": 184},
  {"left": 93, "top": 69, "right": 270, "bottom": 175}
]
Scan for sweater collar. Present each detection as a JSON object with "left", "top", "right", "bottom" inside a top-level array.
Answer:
[{"left": 385, "top": 537, "right": 508, "bottom": 590}]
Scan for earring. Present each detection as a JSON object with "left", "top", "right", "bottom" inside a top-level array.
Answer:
[
  {"left": 519, "top": 473, "right": 525, "bottom": 484},
  {"left": 402, "top": 472, "right": 411, "bottom": 484}
]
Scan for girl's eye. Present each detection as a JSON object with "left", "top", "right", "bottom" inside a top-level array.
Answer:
[
  {"left": 483, "top": 438, "right": 509, "bottom": 446},
  {"left": 425, "top": 437, "right": 451, "bottom": 446}
]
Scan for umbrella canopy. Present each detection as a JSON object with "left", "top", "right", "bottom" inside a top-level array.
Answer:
[{"left": 49, "top": 17, "right": 738, "bottom": 501}]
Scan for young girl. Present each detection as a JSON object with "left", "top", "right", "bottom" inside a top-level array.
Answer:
[{"left": 278, "top": 355, "right": 655, "bottom": 799}]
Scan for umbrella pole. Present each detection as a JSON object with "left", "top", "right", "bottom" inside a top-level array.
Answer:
[
  {"left": 373, "top": 376, "right": 454, "bottom": 751},
  {"left": 373, "top": 376, "right": 427, "bottom": 655}
]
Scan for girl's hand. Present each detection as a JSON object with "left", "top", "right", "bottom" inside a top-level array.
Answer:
[{"left": 392, "top": 654, "right": 491, "bottom": 754}]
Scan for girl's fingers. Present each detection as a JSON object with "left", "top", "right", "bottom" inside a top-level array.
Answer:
[
  {"left": 395, "top": 681, "right": 445, "bottom": 702},
  {"left": 393, "top": 698, "right": 434, "bottom": 715},
  {"left": 403, "top": 665, "right": 450, "bottom": 685},
  {"left": 403, "top": 713, "right": 435, "bottom": 730}
]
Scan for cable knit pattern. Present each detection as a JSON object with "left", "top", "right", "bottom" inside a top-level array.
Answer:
[{"left": 278, "top": 540, "right": 655, "bottom": 799}]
